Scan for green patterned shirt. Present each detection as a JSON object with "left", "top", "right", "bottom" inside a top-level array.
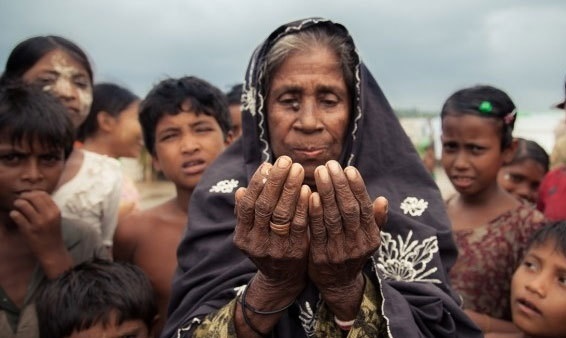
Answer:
[{"left": 192, "top": 275, "right": 385, "bottom": 338}]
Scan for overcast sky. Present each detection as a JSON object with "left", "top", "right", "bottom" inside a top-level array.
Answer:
[{"left": 1, "top": 0, "right": 565, "bottom": 114}]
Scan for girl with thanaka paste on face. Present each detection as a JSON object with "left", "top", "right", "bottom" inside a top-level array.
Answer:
[
  {"left": 440, "top": 85, "right": 547, "bottom": 335},
  {"left": 78, "top": 83, "right": 143, "bottom": 217},
  {"left": 0, "top": 36, "right": 123, "bottom": 249}
]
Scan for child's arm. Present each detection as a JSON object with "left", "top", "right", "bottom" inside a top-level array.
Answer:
[
  {"left": 465, "top": 309, "right": 520, "bottom": 334},
  {"left": 112, "top": 211, "right": 140, "bottom": 262},
  {"left": 9, "top": 190, "right": 73, "bottom": 278}
]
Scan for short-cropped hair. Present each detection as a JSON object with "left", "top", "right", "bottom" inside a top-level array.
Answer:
[
  {"left": 36, "top": 259, "right": 157, "bottom": 338},
  {"left": 0, "top": 82, "right": 74, "bottom": 159}
]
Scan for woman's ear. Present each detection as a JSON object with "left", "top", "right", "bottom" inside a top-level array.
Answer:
[{"left": 96, "top": 111, "right": 117, "bottom": 133}]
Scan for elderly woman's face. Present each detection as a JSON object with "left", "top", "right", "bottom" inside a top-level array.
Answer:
[{"left": 267, "top": 47, "right": 351, "bottom": 187}]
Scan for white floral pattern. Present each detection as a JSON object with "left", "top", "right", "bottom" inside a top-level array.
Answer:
[
  {"left": 209, "top": 179, "right": 239, "bottom": 193},
  {"left": 400, "top": 196, "right": 429, "bottom": 216},
  {"left": 242, "top": 86, "right": 257, "bottom": 116},
  {"left": 374, "top": 230, "right": 441, "bottom": 283},
  {"left": 233, "top": 284, "right": 246, "bottom": 297}
]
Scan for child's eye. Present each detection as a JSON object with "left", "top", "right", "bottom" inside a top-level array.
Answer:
[
  {"left": 507, "top": 173, "right": 524, "bottom": 184},
  {"left": 0, "top": 153, "right": 23, "bottom": 165},
  {"left": 40, "top": 154, "right": 63, "bottom": 166},
  {"left": 522, "top": 259, "right": 538, "bottom": 271},
  {"left": 159, "top": 133, "right": 177, "bottom": 142},
  {"left": 195, "top": 127, "right": 214, "bottom": 134},
  {"left": 470, "top": 145, "right": 485, "bottom": 154},
  {"left": 558, "top": 275, "right": 566, "bottom": 287},
  {"left": 441, "top": 142, "right": 457, "bottom": 152}
]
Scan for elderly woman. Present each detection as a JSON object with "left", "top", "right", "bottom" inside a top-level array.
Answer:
[{"left": 162, "top": 18, "right": 481, "bottom": 338}]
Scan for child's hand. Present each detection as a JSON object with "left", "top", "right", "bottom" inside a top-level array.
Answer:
[{"left": 10, "top": 191, "right": 73, "bottom": 277}]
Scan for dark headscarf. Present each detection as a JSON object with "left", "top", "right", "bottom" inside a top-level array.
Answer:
[{"left": 163, "top": 18, "right": 481, "bottom": 338}]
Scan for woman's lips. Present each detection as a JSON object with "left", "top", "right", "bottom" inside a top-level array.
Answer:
[{"left": 293, "top": 147, "right": 325, "bottom": 159}]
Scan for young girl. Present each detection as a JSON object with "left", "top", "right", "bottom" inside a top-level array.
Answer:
[
  {"left": 441, "top": 85, "right": 547, "bottom": 335},
  {"left": 497, "top": 137, "right": 549, "bottom": 205},
  {"left": 1, "top": 36, "right": 123, "bottom": 249},
  {"left": 78, "top": 83, "right": 143, "bottom": 216}
]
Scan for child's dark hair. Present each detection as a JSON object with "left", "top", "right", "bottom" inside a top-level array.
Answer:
[
  {"left": 0, "top": 82, "right": 75, "bottom": 158},
  {"left": 526, "top": 220, "right": 566, "bottom": 257},
  {"left": 226, "top": 83, "right": 243, "bottom": 105},
  {"left": 77, "top": 83, "right": 139, "bottom": 141},
  {"left": 0, "top": 35, "right": 93, "bottom": 86},
  {"left": 506, "top": 137, "right": 549, "bottom": 173},
  {"left": 441, "top": 85, "right": 517, "bottom": 149},
  {"left": 36, "top": 259, "right": 157, "bottom": 338},
  {"left": 139, "top": 76, "right": 232, "bottom": 155}
]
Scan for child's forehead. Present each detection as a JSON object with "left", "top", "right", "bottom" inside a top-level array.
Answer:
[
  {"left": 156, "top": 110, "right": 216, "bottom": 128},
  {"left": 0, "top": 135, "right": 63, "bottom": 153},
  {"left": 529, "top": 238, "right": 566, "bottom": 259}
]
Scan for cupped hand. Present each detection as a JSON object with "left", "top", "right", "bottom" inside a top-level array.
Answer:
[
  {"left": 308, "top": 161, "right": 387, "bottom": 315},
  {"left": 10, "top": 190, "right": 65, "bottom": 257},
  {"left": 233, "top": 156, "right": 311, "bottom": 291}
]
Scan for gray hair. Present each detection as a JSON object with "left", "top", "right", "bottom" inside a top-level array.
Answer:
[{"left": 264, "top": 24, "right": 356, "bottom": 98}]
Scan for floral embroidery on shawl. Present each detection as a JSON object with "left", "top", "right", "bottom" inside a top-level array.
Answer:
[
  {"left": 374, "top": 230, "right": 440, "bottom": 283},
  {"left": 400, "top": 197, "right": 429, "bottom": 216}
]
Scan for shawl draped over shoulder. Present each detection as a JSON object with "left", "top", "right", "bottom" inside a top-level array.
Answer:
[{"left": 162, "top": 17, "right": 481, "bottom": 338}]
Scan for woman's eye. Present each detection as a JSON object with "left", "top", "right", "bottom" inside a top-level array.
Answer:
[
  {"left": 35, "top": 77, "right": 55, "bottom": 86},
  {"left": 74, "top": 78, "right": 89, "bottom": 89}
]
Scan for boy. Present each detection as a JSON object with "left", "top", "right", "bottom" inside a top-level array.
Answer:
[
  {"left": 36, "top": 259, "right": 157, "bottom": 338},
  {"left": 504, "top": 220, "right": 566, "bottom": 338},
  {"left": 113, "top": 76, "right": 233, "bottom": 335},
  {"left": 0, "top": 83, "right": 107, "bottom": 338}
]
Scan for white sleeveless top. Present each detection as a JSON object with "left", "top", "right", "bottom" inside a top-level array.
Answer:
[{"left": 52, "top": 150, "right": 123, "bottom": 246}]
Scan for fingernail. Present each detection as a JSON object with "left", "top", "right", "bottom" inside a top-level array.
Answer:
[
  {"left": 261, "top": 162, "right": 271, "bottom": 176},
  {"left": 345, "top": 167, "right": 358, "bottom": 181},
  {"left": 289, "top": 163, "right": 302, "bottom": 177},
  {"left": 327, "top": 160, "right": 341, "bottom": 175},
  {"left": 317, "top": 166, "right": 330, "bottom": 183},
  {"left": 277, "top": 156, "right": 291, "bottom": 168}
]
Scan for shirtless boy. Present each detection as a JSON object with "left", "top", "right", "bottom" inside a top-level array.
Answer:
[{"left": 113, "top": 76, "right": 233, "bottom": 335}]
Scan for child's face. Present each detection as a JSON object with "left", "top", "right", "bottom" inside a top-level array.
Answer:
[
  {"left": 511, "top": 239, "right": 566, "bottom": 337},
  {"left": 152, "top": 110, "right": 231, "bottom": 191},
  {"left": 0, "top": 137, "right": 65, "bottom": 213},
  {"left": 441, "top": 114, "right": 513, "bottom": 196},
  {"left": 108, "top": 100, "right": 143, "bottom": 158},
  {"left": 22, "top": 49, "right": 93, "bottom": 129},
  {"left": 497, "top": 159, "right": 547, "bottom": 204},
  {"left": 67, "top": 319, "right": 150, "bottom": 338}
]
